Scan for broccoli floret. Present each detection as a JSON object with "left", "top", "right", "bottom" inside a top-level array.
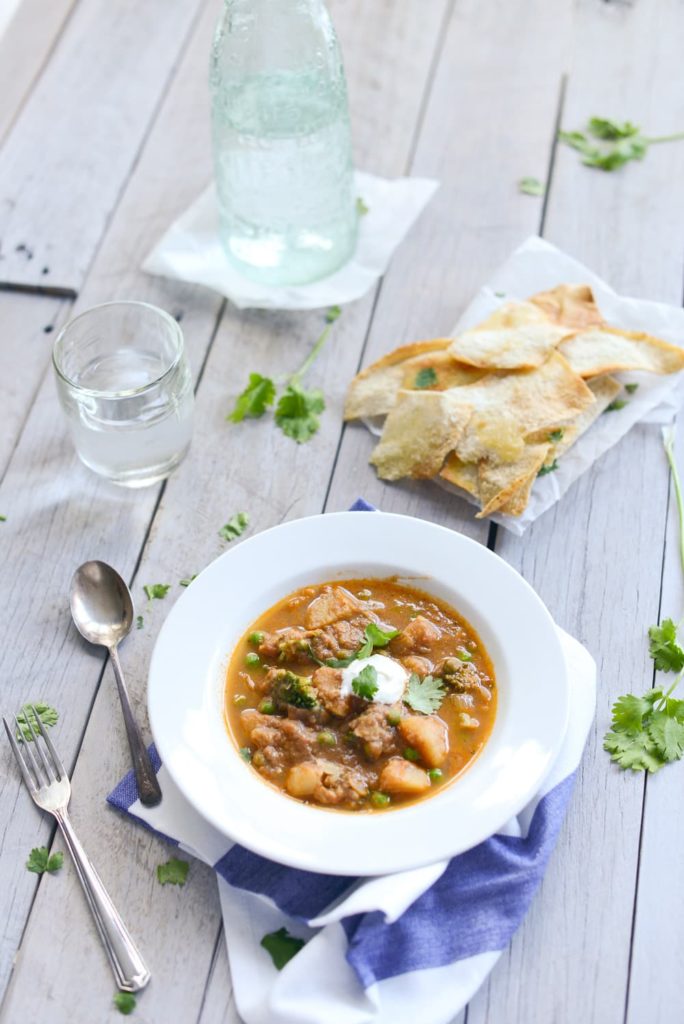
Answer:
[{"left": 272, "top": 670, "right": 318, "bottom": 709}]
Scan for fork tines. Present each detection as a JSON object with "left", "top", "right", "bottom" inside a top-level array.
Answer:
[{"left": 3, "top": 705, "right": 66, "bottom": 792}]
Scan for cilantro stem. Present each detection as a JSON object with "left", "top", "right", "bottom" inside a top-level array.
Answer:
[
  {"left": 290, "top": 324, "right": 333, "bottom": 386},
  {"left": 663, "top": 427, "right": 684, "bottom": 579},
  {"left": 645, "top": 131, "right": 684, "bottom": 145}
]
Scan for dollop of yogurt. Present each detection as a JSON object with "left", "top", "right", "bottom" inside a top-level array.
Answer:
[{"left": 340, "top": 654, "right": 408, "bottom": 705}]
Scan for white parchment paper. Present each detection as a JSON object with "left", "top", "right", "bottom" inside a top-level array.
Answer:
[{"left": 142, "top": 172, "right": 438, "bottom": 311}]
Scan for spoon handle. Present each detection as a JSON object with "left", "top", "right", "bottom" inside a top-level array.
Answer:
[{"left": 109, "top": 646, "right": 162, "bottom": 807}]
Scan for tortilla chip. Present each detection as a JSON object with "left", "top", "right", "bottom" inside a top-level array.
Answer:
[
  {"left": 439, "top": 454, "right": 480, "bottom": 498},
  {"left": 530, "top": 284, "right": 605, "bottom": 331},
  {"left": 453, "top": 351, "right": 595, "bottom": 465},
  {"left": 476, "top": 444, "right": 551, "bottom": 518},
  {"left": 559, "top": 328, "right": 684, "bottom": 378},
  {"left": 369, "top": 390, "right": 472, "bottom": 480},
  {"left": 449, "top": 321, "right": 571, "bottom": 370},
  {"left": 475, "top": 300, "right": 549, "bottom": 330},
  {"left": 344, "top": 339, "right": 451, "bottom": 420},
  {"left": 400, "top": 350, "right": 485, "bottom": 392}
]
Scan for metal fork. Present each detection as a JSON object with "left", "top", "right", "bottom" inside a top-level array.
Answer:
[{"left": 4, "top": 707, "right": 151, "bottom": 993}]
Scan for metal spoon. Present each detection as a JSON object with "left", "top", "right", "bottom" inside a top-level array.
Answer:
[{"left": 70, "top": 560, "right": 162, "bottom": 807}]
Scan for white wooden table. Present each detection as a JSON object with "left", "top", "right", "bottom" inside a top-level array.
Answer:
[{"left": 1, "top": 1, "right": 683, "bottom": 1021}]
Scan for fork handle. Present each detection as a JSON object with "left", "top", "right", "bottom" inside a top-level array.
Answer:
[{"left": 54, "top": 809, "right": 151, "bottom": 992}]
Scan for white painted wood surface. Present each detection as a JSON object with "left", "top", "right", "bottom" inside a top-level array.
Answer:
[{"left": 1, "top": 0, "right": 683, "bottom": 1021}]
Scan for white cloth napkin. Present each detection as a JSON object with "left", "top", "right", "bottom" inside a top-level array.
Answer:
[
  {"left": 109, "top": 606, "right": 595, "bottom": 1024},
  {"left": 142, "top": 172, "right": 438, "bottom": 310}
]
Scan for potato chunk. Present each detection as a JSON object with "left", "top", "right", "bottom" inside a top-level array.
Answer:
[
  {"left": 285, "top": 762, "right": 321, "bottom": 798},
  {"left": 379, "top": 758, "right": 431, "bottom": 796},
  {"left": 305, "top": 587, "right": 364, "bottom": 629},
  {"left": 399, "top": 714, "right": 448, "bottom": 768}
]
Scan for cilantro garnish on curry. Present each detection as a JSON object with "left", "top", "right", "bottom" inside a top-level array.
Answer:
[{"left": 225, "top": 578, "right": 496, "bottom": 811}]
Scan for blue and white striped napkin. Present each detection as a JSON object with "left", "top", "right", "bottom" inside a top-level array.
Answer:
[{"left": 108, "top": 504, "right": 596, "bottom": 1024}]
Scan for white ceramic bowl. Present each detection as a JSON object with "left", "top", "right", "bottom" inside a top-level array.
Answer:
[{"left": 148, "top": 511, "right": 569, "bottom": 875}]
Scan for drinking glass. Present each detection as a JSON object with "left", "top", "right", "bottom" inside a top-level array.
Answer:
[{"left": 53, "top": 301, "right": 194, "bottom": 487}]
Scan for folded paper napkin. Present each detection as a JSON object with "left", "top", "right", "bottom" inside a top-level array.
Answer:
[
  {"left": 142, "top": 172, "right": 438, "bottom": 311},
  {"left": 108, "top": 503, "right": 596, "bottom": 1024}
]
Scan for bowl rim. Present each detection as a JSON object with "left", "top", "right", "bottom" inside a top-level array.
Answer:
[{"left": 148, "top": 510, "right": 569, "bottom": 875}]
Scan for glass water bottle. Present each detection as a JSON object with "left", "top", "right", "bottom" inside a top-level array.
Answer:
[{"left": 210, "top": 0, "right": 358, "bottom": 286}]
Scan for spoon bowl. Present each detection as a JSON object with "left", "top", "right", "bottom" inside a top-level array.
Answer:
[{"left": 70, "top": 561, "right": 134, "bottom": 648}]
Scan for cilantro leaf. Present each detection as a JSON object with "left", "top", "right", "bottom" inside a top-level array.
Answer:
[
  {"left": 156, "top": 857, "right": 189, "bottom": 886},
  {"left": 144, "top": 583, "right": 171, "bottom": 601},
  {"left": 604, "top": 727, "right": 665, "bottom": 772},
  {"left": 326, "top": 305, "right": 342, "bottom": 323},
  {"left": 356, "top": 197, "right": 369, "bottom": 216},
  {"left": 261, "top": 927, "right": 306, "bottom": 970},
  {"left": 610, "top": 692, "right": 658, "bottom": 732},
  {"left": 537, "top": 459, "right": 559, "bottom": 477},
  {"left": 648, "top": 711, "right": 684, "bottom": 762},
  {"left": 326, "top": 622, "right": 399, "bottom": 666},
  {"left": 136, "top": 615, "right": 144, "bottom": 630},
  {"left": 414, "top": 367, "right": 438, "bottom": 389},
  {"left": 26, "top": 847, "right": 63, "bottom": 874},
  {"left": 588, "top": 117, "right": 640, "bottom": 140},
  {"left": 648, "top": 619, "right": 684, "bottom": 672},
  {"left": 16, "top": 703, "right": 58, "bottom": 741},
  {"left": 404, "top": 673, "right": 445, "bottom": 714},
  {"left": 518, "top": 176, "right": 545, "bottom": 196},
  {"left": 179, "top": 575, "right": 197, "bottom": 587},
  {"left": 604, "top": 399, "right": 628, "bottom": 413},
  {"left": 228, "top": 373, "right": 276, "bottom": 423},
  {"left": 113, "top": 992, "right": 137, "bottom": 1015},
  {"left": 0, "top": 514, "right": 6, "bottom": 522},
  {"left": 625, "top": 383, "right": 639, "bottom": 394},
  {"left": 219, "top": 511, "right": 249, "bottom": 542},
  {"left": 352, "top": 664, "right": 379, "bottom": 700},
  {"left": 548, "top": 429, "right": 564, "bottom": 443},
  {"left": 275, "top": 384, "right": 325, "bottom": 443}
]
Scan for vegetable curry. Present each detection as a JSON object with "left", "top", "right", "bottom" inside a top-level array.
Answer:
[{"left": 225, "top": 578, "right": 496, "bottom": 811}]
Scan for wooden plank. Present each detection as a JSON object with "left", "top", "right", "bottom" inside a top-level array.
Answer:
[
  {"left": 0, "top": 0, "right": 204, "bottom": 293},
  {"left": 0, "top": 1, "right": 451, "bottom": 1020},
  {"left": 326, "top": 0, "right": 569, "bottom": 534},
  {"left": 467, "top": 2, "right": 684, "bottom": 1022},
  {"left": 0, "top": 292, "right": 71, "bottom": 479},
  {"left": 196, "top": 934, "right": 241, "bottom": 1024},
  {"left": 0, "top": 0, "right": 78, "bottom": 145},
  {"left": 626, "top": 414, "right": 684, "bottom": 1024}
]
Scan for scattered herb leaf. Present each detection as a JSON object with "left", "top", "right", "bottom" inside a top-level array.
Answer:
[
  {"left": 179, "top": 575, "right": 197, "bottom": 587},
  {"left": 144, "top": 583, "right": 171, "bottom": 601},
  {"left": 16, "top": 703, "right": 58, "bottom": 741},
  {"left": 537, "top": 459, "right": 559, "bottom": 477},
  {"left": 518, "top": 176, "right": 545, "bottom": 196},
  {"left": 625, "top": 383, "right": 639, "bottom": 394},
  {"left": 113, "top": 992, "right": 137, "bottom": 1015},
  {"left": 0, "top": 515, "right": 6, "bottom": 522},
  {"left": 136, "top": 615, "right": 144, "bottom": 630},
  {"left": 404, "top": 673, "right": 445, "bottom": 715},
  {"left": 156, "top": 857, "right": 189, "bottom": 886},
  {"left": 261, "top": 927, "right": 306, "bottom": 970},
  {"left": 605, "top": 399, "right": 628, "bottom": 413},
  {"left": 548, "top": 429, "right": 564, "bottom": 443},
  {"left": 414, "top": 367, "right": 438, "bottom": 389},
  {"left": 559, "top": 116, "right": 684, "bottom": 173},
  {"left": 26, "top": 847, "right": 64, "bottom": 874},
  {"left": 219, "top": 511, "right": 249, "bottom": 542},
  {"left": 227, "top": 372, "right": 276, "bottom": 423},
  {"left": 326, "top": 305, "right": 342, "bottom": 324},
  {"left": 352, "top": 664, "right": 379, "bottom": 700},
  {"left": 648, "top": 619, "right": 684, "bottom": 672},
  {"left": 494, "top": 291, "right": 506, "bottom": 298},
  {"left": 240, "top": 746, "right": 252, "bottom": 761},
  {"left": 356, "top": 196, "right": 369, "bottom": 216},
  {"left": 275, "top": 384, "right": 325, "bottom": 443}
]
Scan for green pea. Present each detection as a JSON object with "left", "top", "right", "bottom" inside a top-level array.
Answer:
[
  {"left": 248, "top": 631, "right": 264, "bottom": 645},
  {"left": 370, "top": 791, "right": 391, "bottom": 808},
  {"left": 403, "top": 747, "right": 420, "bottom": 762},
  {"left": 246, "top": 652, "right": 261, "bottom": 666},
  {"left": 317, "top": 731, "right": 337, "bottom": 748},
  {"left": 259, "top": 700, "right": 276, "bottom": 715},
  {"left": 239, "top": 747, "right": 252, "bottom": 762},
  {"left": 428, "top": 768, "right": 443, "bottom": 782},
  {"left": 456, "top": 649, "right": 472, "bottom": 662}
]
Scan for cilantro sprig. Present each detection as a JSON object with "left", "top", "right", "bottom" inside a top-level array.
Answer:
[
  {"left": 322, "top": 622, "right": 399, "bottom": 668},
  {"left": 219, "top": 511, "right": 249, "bottom": 543},
  {"left": 143, "top": 583, "right": 171, "bottom": 601},
  {"left": 404, "top": 673, "right": 445, "bottom": 715},
  {"left": 605, "top": 428, "right": 684, "bottom": 772},
  {"left": 261, "top": 927, "right": 306, "bottom": 970},
  {"left": 26, "top": 847, "right": 63, "bottom": 874},
  {"left": 16, "top": 703, "right": 58, "bottom": 741},
  {"left": 156, "top": 857, "right": 189, "bottom": 886},
  {"left": 559, "top": 116, "right": 684, "bottom": 172},
  {"left": 227, "top": 306, "right": 342, "bottom": 444}
]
